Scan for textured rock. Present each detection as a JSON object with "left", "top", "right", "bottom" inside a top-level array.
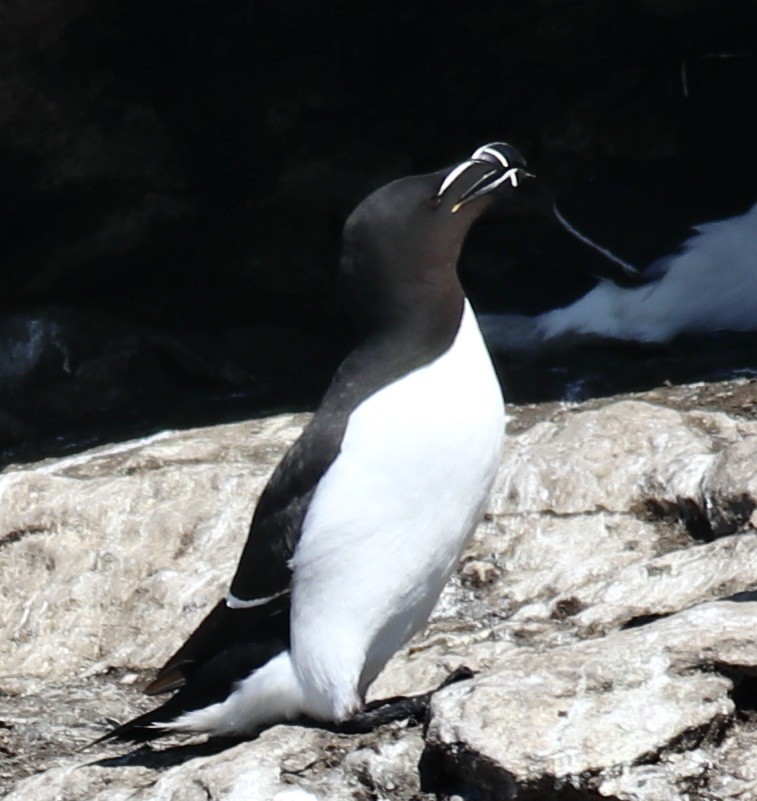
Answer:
[
  {"left": 2, "top": 380, "right": 757, "bottom": 799},
  {"left": 0, "top": 413, "right": 307, "bottom": 683},
  {"left": 3, "top": 726, "right": 427, "bottom": 801},
  {"left": 494, "top": 400, "right": 719, "bottom": 516},
  {"left": 425, "top": 601, "right": 752, "bottom": 798}
]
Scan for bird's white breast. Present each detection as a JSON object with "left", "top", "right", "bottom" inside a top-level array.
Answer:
[{"left": 290, "top": 299, "right": 505, "bottom": 720}]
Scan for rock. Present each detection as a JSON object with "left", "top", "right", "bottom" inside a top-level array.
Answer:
[
  {"left": 0, "top": 413, "right": 307, "bottom": 684},
  {"left": 424, "top": 601, "right": 751, "bottom": 799},
  {"left": 3, "top": 726, "right": 427, "bottom": 801},
  {"left": 2, "top": 380, "right": 757, "bottom": 799}
]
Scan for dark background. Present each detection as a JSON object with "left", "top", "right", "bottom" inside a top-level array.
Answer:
[{"left": 1, "top": 0, "right": 756, "bottom": 465}]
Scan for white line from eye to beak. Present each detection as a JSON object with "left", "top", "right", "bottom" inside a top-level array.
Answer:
[{"left": 435, "top": 159, "right": 478, "bottom": 198}]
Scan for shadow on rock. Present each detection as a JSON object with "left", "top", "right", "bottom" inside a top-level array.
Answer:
[{"left": 88, "top": 736, "right": 245, "bottom": 770}]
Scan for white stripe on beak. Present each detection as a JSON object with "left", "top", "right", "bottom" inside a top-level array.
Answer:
[
  {"left": 450, "top": 168, "right": 522, "bottom": 212},
  {"left": 471, "top": 144, "right": 511, "bottom": 169}
]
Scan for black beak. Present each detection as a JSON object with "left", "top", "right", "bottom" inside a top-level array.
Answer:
[{"left": 435, "top": 143, "right": 532, "bottom": 213}]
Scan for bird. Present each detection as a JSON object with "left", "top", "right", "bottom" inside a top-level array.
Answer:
[
  {"left": 480, "top": 196, "right": 757, "bottom": 352},
  {"left": 97, "top": 142, "right": 529, "bottom": 744}
]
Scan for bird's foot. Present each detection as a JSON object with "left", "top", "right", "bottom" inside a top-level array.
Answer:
[{"left": 334, "top": 665, "right": 474, "bottom": 734}]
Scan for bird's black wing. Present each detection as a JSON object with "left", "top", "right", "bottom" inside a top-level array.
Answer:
[
  {"left": 230, "top": 411, "right": 349, "bottom": 599},
  {"left": 143, "top": 406, "right": 350, "bottom": 696}
]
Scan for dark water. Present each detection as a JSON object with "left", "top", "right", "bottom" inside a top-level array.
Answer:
[
  {"left": 0, "top": 307, "right": 343, "bottom": 469},
  {"left": 2, "top": 302, "right": 756, "bottom": 470}
]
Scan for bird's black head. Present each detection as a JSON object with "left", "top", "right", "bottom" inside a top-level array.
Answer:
[
  {"left": 341, "top": 143, "right": 530, "bottom": 333},
  {"left": 344, "top": 142, "right": 529, "bottom": 244}
]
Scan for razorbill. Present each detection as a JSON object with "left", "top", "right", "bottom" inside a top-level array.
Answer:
[
  {"left": 99, "top": 143, "right": 528, "bottom": 743},
  {"left": 480, "top": 199, "right": 757, "bottom": 352}
]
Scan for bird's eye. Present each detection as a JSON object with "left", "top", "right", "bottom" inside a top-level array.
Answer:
[{"left": 427, "top": 196, "right": 442, "bottom": 209}]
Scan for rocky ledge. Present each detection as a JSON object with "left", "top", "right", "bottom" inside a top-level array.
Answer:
[{"left": 1, "top": 378, "right": 756, "bottom": 800}]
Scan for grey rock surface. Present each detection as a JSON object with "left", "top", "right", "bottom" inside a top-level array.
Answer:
[
  {"left": 1, "top": 378, "right": 756, "bottom": 799},
  {"left": 425, "top": 601, "right": 750, "bottom": 799}
]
